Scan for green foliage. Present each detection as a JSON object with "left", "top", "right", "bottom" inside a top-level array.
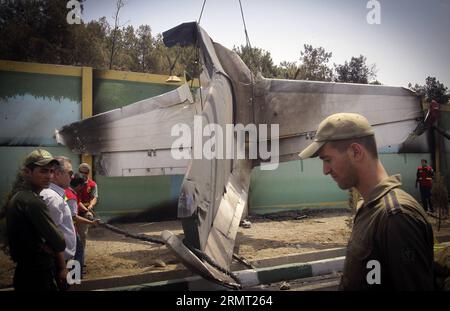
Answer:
[
  {"left": 276, "top": 61, "right": 299, "bottom": 80},
  {"left": 0, "top": 1, "right": 386, "bottom": 86},
  {"left": 233, "top": 45, "right": 278, "bottom": 78},
  {"left": 0, "top": 0, "right": 81, "bottom": 64},
  {"left": 409, "top": 77, "right": 450, "bottom": 104},
  {"left": 296, "top": 44, "right": 333, "bottom": 82},
  {"left": 0, "top": 0, "right": 196, "bottom": 77},
  {"left": 334, "top": 55, "right": 377, "bottom": 84}
]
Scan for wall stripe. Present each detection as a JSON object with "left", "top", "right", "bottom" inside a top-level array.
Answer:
[
  {"left": 0, "top": 60, "right": 82, "bottom": 77},
  {"left": 94, "top": 68, "right": 199, "bottom": 87},
  {"left": 81, "top": 66, "right": 93, "bottom": 177}
]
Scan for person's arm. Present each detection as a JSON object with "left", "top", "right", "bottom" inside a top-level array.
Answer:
[
  {"left": 73, "top": 214, "right": 99, "bottom": 225},
  {"left": 87, "top": 184, "right": 98, "bottom": 210},
  {"left": 87, "top": 197, "right": 97, "bottom": 211},
  {"left": 68, "top": 199, "right": 98, "bottom": 225},
  {"left": 55, "top": 251, "right": 68, "bottom": 287},
  {"left": 381, "top": 213, "right": 434, "bottom": 290},
  {"left": 66, "top": 199, "right": 78, "bottom": 218},
  {"left": 27, "top": 200, "right": 66, "bottom": 254},
  {"left": 78, "top": 201, "right": 89, "bottom": 213},
  {"left": 41, "top": 191, "right": 63, "bottom": 226}
]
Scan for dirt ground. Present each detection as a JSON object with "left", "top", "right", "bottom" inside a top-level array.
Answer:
[{"left": 1, "top": 209, "right": 449, "bottom": 288}]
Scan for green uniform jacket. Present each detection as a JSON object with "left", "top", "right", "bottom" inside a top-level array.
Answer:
[
  {"left": 340, "top": 175, "right": 434, "bottom": 290},
  {"left": 6, "top": 189, "right": 66, "bottom": 271}
]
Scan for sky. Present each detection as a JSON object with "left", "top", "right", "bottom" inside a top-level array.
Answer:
[{"left": 83, "top": 0, "right": 450, "bottom": 88}]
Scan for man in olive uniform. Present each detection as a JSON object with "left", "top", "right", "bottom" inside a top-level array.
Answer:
[
  {"left": 299, "top": 113, "right": 434, "bottom": 290},
  {"left": 5, "top": 149, "right": 68, "bottom": 291}
]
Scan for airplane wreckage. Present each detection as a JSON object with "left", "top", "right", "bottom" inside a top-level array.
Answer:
[{"left": 56, "top": 22, "right": 437, "bottom": 288}]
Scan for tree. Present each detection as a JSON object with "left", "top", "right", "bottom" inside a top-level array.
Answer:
[
  {"left": 296, "top": 44, "right": 333, "bottom": 81},
  {"left": 118, "top": 25, "right": 139, "bottom": 71},
  {"left": 108, "top": 0, "right": 126, "bottom": 69},
  {"left": 233, "top": 45, "right": 277, "bottom": 78},
  {"left": 276, "top": 61, "right": 299, "bottom": 80},
  {"left": 135, "top": 25, "right": 153, "bottom": 72},
  {"left": 0, "top": 0, "right": 85, "bottom": 65},
  {"left": 334, "top": 55, "right": 377, "bottom": 84},
  {"left": 409, "top": 77, "right": 449, "bottom": 104},
  {"left": 70, "top": 18, "right": 109, "bottom": 68}
]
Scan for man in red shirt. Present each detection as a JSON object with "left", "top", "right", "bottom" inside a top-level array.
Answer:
[
  {"left": 77, "top": 163, "right": 99, "bottom": 251},
  {"left": 65, "top": 173, "right": 99, "bottom": 276},
  {"left": 78, "top": 163, "right": 98, "bottom": 214},
  {"left": 415, "top": 159, "right": 434, "bottom": 213}
]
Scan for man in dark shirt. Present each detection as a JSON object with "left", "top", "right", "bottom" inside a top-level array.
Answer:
[
  {"left": 299, "top": 113, "right": 434, "bottom": 290},
  {"left": 5, "top": 149, "right": 67, "bottom": 291}
]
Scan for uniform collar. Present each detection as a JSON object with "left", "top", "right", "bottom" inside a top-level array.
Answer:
[
  {"left": 49, "top": 182, "right": 66, "bottom": 198},
  {"left": 364, "top": 174, "right": 402, "bottom": 207}
]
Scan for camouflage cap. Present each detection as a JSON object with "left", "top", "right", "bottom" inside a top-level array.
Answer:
[
  {"left": 23, "top": 149, "right": 59, "bottom": 167},
  {"left": 298, "top": 113, "right": 375, "bottom": 160}
]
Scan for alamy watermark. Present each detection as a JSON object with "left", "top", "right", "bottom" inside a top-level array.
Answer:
[
  {"left": 366, "top": 259, "right": 381, "bottom": 285},
  {"left": 366, "top": 0, "right": 381, "bottom": 25},
  {"left": 66, "top": 259, "right": 81, "bottom": 285},
  {"left": 66, "top": 0, "right": 82, "bottom": 25},
  {"left": 171, "top": 117, "right": 280, "bottom": 170}
]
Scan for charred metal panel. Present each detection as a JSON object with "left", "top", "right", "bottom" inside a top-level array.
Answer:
[
  {"left": 56, "top": 83, "right": 194, "bottom": 176},
  {"left": 252, "top": 77, "right": 428, "bottom": 162}
]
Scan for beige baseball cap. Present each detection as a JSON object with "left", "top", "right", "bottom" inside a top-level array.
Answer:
[
  {"left": 298, "top": 113, "right": 375, "bottom": 159},
  {"left": 79, "top": 163, "right": 91, "bottom": 172}
]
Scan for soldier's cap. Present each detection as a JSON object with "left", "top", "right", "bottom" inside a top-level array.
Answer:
[
  {"left": 23, "top": 149, "right": 59, "bottom": 167},
  {"left": 298, "top": 113, "right": 375, "bottom": 160}
]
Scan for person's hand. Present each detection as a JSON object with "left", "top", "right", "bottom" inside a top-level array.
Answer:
[
  {"left": 58, "top": 268, "right": 70, "bottom": 290},
  {"left": 91, "top": 219, "right": 100, "bottom": 226}
]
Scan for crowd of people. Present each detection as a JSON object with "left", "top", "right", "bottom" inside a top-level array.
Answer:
[{"left": 2, "top": 150, "right": 99, "bottom": 290}]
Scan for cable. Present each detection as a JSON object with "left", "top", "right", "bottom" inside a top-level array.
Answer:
[
  {"left": 198, "top": 0, "right": 207, "bottom": 25},
  {"left": 237, "top": 0, "right": 256, "bottom": 123},
  {"left": 238, "top": 0, "right": 251, "bottom": 48},
  {"left": 99, "top": 222, "right": 165, "bottom": 245},
  {"left": 185, "top": 243, "right": 242, "bottom": 289}
]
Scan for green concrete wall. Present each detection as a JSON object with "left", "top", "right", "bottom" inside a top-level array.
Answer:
[
  {"left": 249, "top": 153, "right": 432, "bottom": 214},
  {"left": 93, "top": 175, "right": 183, "bottom": 219},
  {"left": 93, "top": 79, "right": 179, "bottom": 113},
  {"left": 0, "top": 70, "right": 81, "bottom": 208},
  {"left": 0, "top": 71, "right": 81, "bottom": 145}
]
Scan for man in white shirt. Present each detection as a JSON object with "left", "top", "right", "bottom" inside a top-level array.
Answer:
[{"left": 40, "top": 156, "right": 76, "bottom": 261}]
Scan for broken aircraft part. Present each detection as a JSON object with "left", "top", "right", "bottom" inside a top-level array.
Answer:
[{"left": 56, "top": 22, "right": 430, "bottom": 288}]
